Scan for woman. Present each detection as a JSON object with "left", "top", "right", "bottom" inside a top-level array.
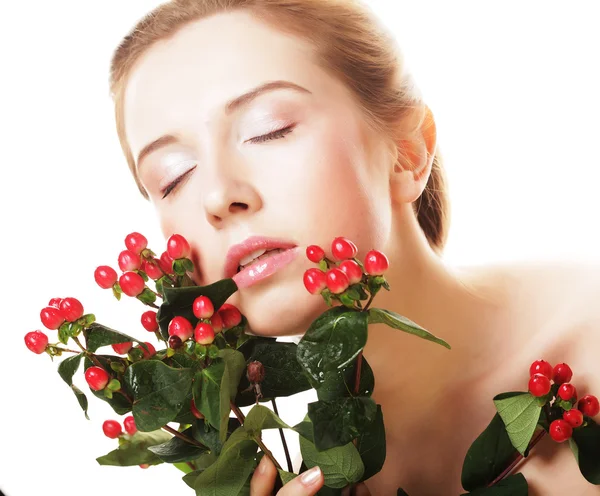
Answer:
[{"left": 109, "top": 0, "right": 600, "bottom": 494}]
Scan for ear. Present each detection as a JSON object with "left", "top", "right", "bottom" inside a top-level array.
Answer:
[{"left": 389, "top": 105, "right": 437, "bottom": 205}]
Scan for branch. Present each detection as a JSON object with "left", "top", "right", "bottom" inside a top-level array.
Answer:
[{"left": 272, "top": 398, "right": 293, "bottom": 473}]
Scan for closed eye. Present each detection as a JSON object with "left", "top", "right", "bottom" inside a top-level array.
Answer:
[
  {"left": 161, "top": 165, "right": 197, "bottom": 199},
  {"left": 246, "top": 125, "right": 295, "bottom": 144}
]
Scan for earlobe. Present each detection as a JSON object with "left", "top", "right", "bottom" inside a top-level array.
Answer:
[{"left": 389, "top": 105, "right": 437, "bottom": 205}]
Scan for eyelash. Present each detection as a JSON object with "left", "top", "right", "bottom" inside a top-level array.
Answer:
[{"left": 160, "top": 125, "right": 295, "bottom": 199}]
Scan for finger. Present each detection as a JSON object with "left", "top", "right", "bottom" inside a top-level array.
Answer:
[
  {"left": 278, "top": 466, "right": 324, "bottom": 496},
  {"left": 250, "top": 455, "right": 277, "bottom": 496}
]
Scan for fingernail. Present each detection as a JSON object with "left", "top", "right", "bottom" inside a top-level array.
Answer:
[
  {"left": 300, "top": 466, "right": 321, "bottom": 485},
  {"left": 259, "top": 456, "right": 268, "bottom": 474}
]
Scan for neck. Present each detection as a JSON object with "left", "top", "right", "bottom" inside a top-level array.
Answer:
[{"left": 363, "top": 206, "right": 509, "bottom": 400}]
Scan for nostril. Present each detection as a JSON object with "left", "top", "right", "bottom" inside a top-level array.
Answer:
[{"left": 229, "top": 202, "right": 248, "bottom": 213}]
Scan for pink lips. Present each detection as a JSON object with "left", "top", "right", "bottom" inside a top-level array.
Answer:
[{"left": 224, "top": 236, "right": 299, "bottom": 289}]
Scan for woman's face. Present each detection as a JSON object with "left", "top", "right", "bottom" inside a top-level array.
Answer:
[{"left": 123, "top": 11, "right": 395, "bottom": 336}]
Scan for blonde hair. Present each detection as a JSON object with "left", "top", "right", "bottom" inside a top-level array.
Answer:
[{"left": 109, "top": 0, "right": 450, "bottom": 254}]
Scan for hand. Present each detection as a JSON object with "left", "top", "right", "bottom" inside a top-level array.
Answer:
[{"left": 250, "top": 455, "right": 324, "bottom": 495}]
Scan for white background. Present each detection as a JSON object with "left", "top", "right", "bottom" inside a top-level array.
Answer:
[{"left": 1, "top": 1, "right": 599, "bottom": 495}]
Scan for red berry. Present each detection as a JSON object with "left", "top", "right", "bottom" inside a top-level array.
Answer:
[
  {"left": 139, "top": 464, "right": 150, "bottom": 469},
  {"left": 168, "top": 316, "right": 193, "bottom": 342},
  {"left": 118, "top": 250, "right": 142, "bottom": 272},
  {"left": 169, "top": 335, "right": 183, "bottom": 349},
  {"left": 141, "top": 311, "right": 158, "bottom": 332},
  {"left": 306, "top": 245, "right": 326, "bottom": 263},
  {"left": 40, "top": 306, "right": 65, "bottom": 330},
  {"left": 94, "top": 266, "right": 118, "bottom": 289},
  {"left": 59, "top": 297, "right": 84, "bottom": 322},
  {"left": 529, "top": 359, "right": 553, "bottom": 380},
  {"left": 125, "top": 232, "right": 148, "bottom": 255},
  {"left": 194, "top": 322, "right": 215, "bottom": 345},
  {"left": 139, "top": 342, "right": 156, "bottom": 359},
  {"left": 339, "top": 260, "right": 363, "bottom": 284},
  {"left": 246, "top": 361, "right": 266, "bottom": 383},
  {"left": 141, "top": 259, "right": 163, "bottom": 280},
  {"left": 326, "top": 268, "right": 350, "bottom": 294},
  {"left": 159, "top": 251, "right": 174, "bottom": 274},
  {"left": 563, "top": 409, "right": 584, "bottom": 428},
  {"left": 119, "top": 272, "right": 145, "bottom": 297},
  {"left": 528, "top": 373, "right": 551, "bottom": 397},
  {"left": 210, "top": 312, "right": 223, "bottom": 333},
  {"left": 24, "top": 331, "right": 48, "bottom": 354},
  {"left": 219, "top": 304, "right": 242, "bottom": 329},
  {"left": 190, "top": 399, "right": 204, "bottom": 419},
  {"left": 331, "top": 237, "right": 358, "bottom": 261},
  {"left": 578, "top": 395, "right": 600, "bottom": 417},
  {"left": 549, "top": 419, "right": 573, "bottom": 442},
  {"left": 303, "top": 268, "right": 327, "bottom": 295},
  {"left": 193, "top": 296, "right": 214, "bottom": 319},
  {"left": 123, "top": 415, "right": 137, "bottom": 435},
  {"left": 85, "top": 366, "right": 110, "bottom": 391},
  {"left": 102, "top": 420, "right": 122, "bottom": 439},
  {"left": 112, "top": 341, "right": 133, "bottom": 354},
  {"left": 558, "top": 383, "right": 577, "bottom": 401},
  {"left": 48, "top": 297, "right": 62, "bottom": 308},
  {"left": 553, "top": 363, "right": 573, "bottom": 385},
  {"left": 364, "top": 250, "right": 389, "bottom": 276},
  {"left": 167, "top": 234, "right": 191, "bottom": 260}
]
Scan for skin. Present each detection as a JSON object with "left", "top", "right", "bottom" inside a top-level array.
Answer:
[{"left": 123, "top": 10, "right": 600, "bottom": 495}]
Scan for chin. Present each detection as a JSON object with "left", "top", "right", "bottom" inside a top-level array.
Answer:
[{"left": 238, "top": 271, "right": 329, "bottom": 338}]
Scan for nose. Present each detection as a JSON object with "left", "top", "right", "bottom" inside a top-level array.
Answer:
[{"left": 203, "top": 170, "right": 263, "bottom": 228}]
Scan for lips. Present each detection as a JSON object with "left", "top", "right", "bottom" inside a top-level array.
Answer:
[{"left": 223, "top": 236, "right": 298, "bottom": 280}]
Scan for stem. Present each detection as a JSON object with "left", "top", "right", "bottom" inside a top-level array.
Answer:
[
  {"left": 272, "top": 399, "right": 293, "bottom": 473},
  {"left": 353, "top": 351, "right": 363, "bottom": 396},
  {"left": 73, "top": 337, "right": 104, "bottom": 368},
  {"left": 487, "top": 429, "right": 547, "bottom": 487},
  {"left": 53, "top": 347, "right": 81, "bottom": 354},
  {"left": 230, "top": 401, "right": 282, "bottom": 470},
  {"left": 117, "top": 388, "right": 133, "bottom": 404},
  {"left": 186, "top": 461, "right": 197, "bottom": 471},
  {"left": 146, "top": 301, "right": 160, "bottom": 309},
  {"left": 363, "top": 293, "right": 375, "bottom": 312},
  {"left": 162, "top": 425, "right": 207, "bottom": 449}
]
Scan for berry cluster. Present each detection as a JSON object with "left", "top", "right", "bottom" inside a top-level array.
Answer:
[
  {"left": 168, "top": 297, "right": 242, "bottom": 349},
  {"left": 527, "top": 359, "right": 599, "bottom": 442},
  {"left": 94, "top": 232, "right": 195, "bottom": 304},
  {"left": 102, "top": 415, "right": 137, "bottom": 439},
  {"left": 25, "top": 296, "right": 93, "bottom": 355},
  {"left": 303, "top": 236, "right": 389, "bottom": 309}
]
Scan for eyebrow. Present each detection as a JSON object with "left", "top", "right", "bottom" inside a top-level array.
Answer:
[{"left": 135, "top": 80, "right": 312, "bottom": 171}]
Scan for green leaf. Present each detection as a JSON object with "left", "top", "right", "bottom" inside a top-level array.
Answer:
[
  {"left": 192, "top": 417, "right": 241, "bottom": 456},
  {"left": 147, "top": 426, "right": 208, "bottom": 463},
  {"left": 460, "top": 473, "right": 528, "bottom": 495},
  {"left": 193, "top": 426, "right": 258, "bottom": 495},
  {"left": 571, "top": 419, "right": 600, "bottom": 484},
  {"left": 71, "top": 384, "right": 90, "bottom": 419},
  {"left": 368, "top": 308, "right": 451, "bottom": 350},
  {"left": 96, "top": 429, "right": 172, "bottom": 467},
  {"left": 58, "top": 353, "right": 84, "bottom": 386},
  {"left": 58, "top": 322, "right": 70, "bottom": 345},
  {"left": 297, "top": 307, "right": 368, "bottom": 385},
  {"left": 124, "top": 360, "right": 193, "bottom": 431},
  {"left": 317, "top": 356, "right": 374, "bottom": 401},
  {"left": 461, "top": 413, "right": 520, "bottom": 491},
  {"left": 218, "top": 349, "right": 247, "bottom": 443},
  {"left": 157, "top": 279, "right": 238, "bottom": 340},
  {"left": 308, "top": 396, "right": 377, "bottom": 450},
  {"left": 278, "top": 469, "right": 297, "bottom": 485},
  {"left": 182, "top": 453, "right": 219, "bottom": 487},
  {"left": 493, "top": 392, "right": 541, "bottom": 455},
  {"left": 357, "top": 404, "right": 386, "bottom": 481},
  {"left": 244, "top": 405, "right": 291, "bottom": 435},
  {"left": 236, "top": 341, "right": 312, "bottom": 407},
  {"left": 198, "top": 361, "right": 225, "bottom": 429},
  {"left": 183, "top": 258, "right": 195, "bottom": 272},
  {"left": 112, "top": 285, "right": 122, "bottom": 301},
  {"left": 83, "top": 323, "right": 140, "bottom": 353},
  {"left": 137, "top": 288, "right": 157, "bottom": 305},
  {"left": 299, "top": 434, "right": 364, "bottom": 489},
  {"left": 84, "top": 356, "right": 132, "bottom": 415}
]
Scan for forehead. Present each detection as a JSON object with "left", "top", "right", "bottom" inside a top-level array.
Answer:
[{"left": 123, "top": 10, "right": 330, "bottom": 157}]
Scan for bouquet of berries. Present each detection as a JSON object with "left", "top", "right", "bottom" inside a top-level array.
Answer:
[{"left": 24, "top": 233, "right": 600, "bottom": 495}]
